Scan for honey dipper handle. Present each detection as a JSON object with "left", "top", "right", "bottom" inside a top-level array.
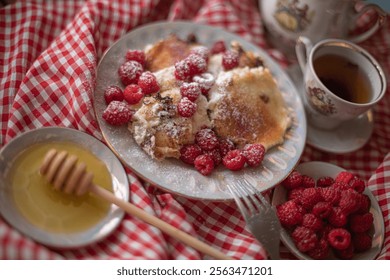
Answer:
[{"left": 90, "top": 184, "right": 233, "bottom": 260}]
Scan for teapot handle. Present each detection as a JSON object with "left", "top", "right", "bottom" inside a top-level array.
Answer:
[
  {"left": 348, "top": 4, "right": 387, "bottom": 43},
  {"left": 295, "top": 36, "right": 313, "bottom": 75}
]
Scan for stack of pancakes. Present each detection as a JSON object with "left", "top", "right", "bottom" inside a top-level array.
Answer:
[{"left": 129, "top": 35, "right": 291, "bottom": 160}]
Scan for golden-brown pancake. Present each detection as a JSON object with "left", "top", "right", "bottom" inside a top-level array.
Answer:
[{"left": 208, "top": 67, "right": 291, "bottom": 150}]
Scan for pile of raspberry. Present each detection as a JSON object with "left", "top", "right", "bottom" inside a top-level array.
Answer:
[
  {"left": 102, "top": 49, "right": 161, "bottom": 125},
  {"left": 276, "top": 170, "right": 373, "bottom": 259},
  {"left": 180, "top": 127, "right": 265, "bottom": 176}
]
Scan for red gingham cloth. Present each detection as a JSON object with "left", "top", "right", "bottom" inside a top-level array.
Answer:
[{"left": 0, "top": 0, "right": 389, "bottom": 260}]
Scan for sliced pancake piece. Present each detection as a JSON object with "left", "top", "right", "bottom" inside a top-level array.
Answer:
[
  {"left": 208, "top": 67, "right": 291, "bottom": 150},
  {"left": 130, "top": 88, "right": 211, "bottom": 160}
]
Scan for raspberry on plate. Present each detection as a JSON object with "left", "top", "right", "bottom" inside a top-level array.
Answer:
[
  {"left": 301, "top": 175, "right": 315, "bottom": 188},
  {"left": 203, "top": 148, "right": 222, "bottom": 167},
  {"left": 281, "top": 170, "right": 303, "bottom": 190},
  {"left": 195, "top": 128, "right": 219, "bottom": 151},
  {"left": 125, "top": 49, "right": 146, "bottom": 66},
  {"left": 335, "top": 171, "right": 354, "bottom": 184},
  {"left": 218, "top": 138, "right": 235, "bottom": 157},
  {"left": 190, "top": 46, "right": 210, "bottom": 62},
  {"left": 276, "top": 200, "right": 304, "bottom": 228},
  {"left": 291, "top": 226, "right": 318, "bottom": 252},
  {"left": 327, "top": 228, "right": 351, "bottom": 250},
  {"left": 177, "top": 97, "right": 197, "bottom": 118},
  {"left": 102, "top": 101, "right": 132, "bottom": 126},
  {"left": 311, "top": 201, "right": 332, "bottom": 219},
  {"left": 349, "top": 212, "right": 373, "bottom": 233},
  {"left": 123, "top": 84, "right": 144, "bottom": 105},
  {"left": 242, "top": 143, "right": 265, "bottom": 167},
  {"left": 352, "top": 232, "right": 372, "bottom": 252},
  {"left": 104, "top": 85, "right": 123, "bottom": 104},
  {"left": 118, "top": 60, "right": 143, "bottom": 86},
  {"left": 222, "top": 50, "right": 239, "bottom": 71},
  {"left": 301, "top": 213, "right": 323, "bottom": 232},
  {"left": 179, "top": 144, "right": 203, "bottom": 165},
  {"left": 186, "top": 54, "right": 207, "bottom": 76},
  {"left": 222, "top": 149, "right": 246, "bottom": 171},
  {"left": 328, "top": 207, "right": 348, "bottom": 227},
  {"left": 348, "top": 176, "right": 366, "bottom": 193},
  {"left": 339, "top": 189, "right": 360, "bottom": 215},
  {"left": 180, "top": 82, "right": 201, "bottom": 102},
  {"left": 194, "top": 154, "right": 214, "bottom": 176},
  {"left": 320, "top": 187, "right": 341, "bottom": 205},
  {"left": 299, "top": 187, "right": 323, "bottom": 210},
  {"left": 174, "top": 59, "right": 192, "bottom": 81},
  {"left": 138, "top": 71, "right": 160, "bottom": 95},
  {"left": 287, "top": 187, "right": 305, "bottom": 202},
  {"left": 307, "top": 238, "right": 330, "bottom": 260},
  {"left": 210, "top": 40, "right": 226, "bottom": 54},
  {"left": 316, "top": 176, "right": 335, "bottom": 187}
]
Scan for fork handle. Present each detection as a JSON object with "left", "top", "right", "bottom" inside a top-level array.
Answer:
[{"left": 91, "top": 184, "right": 233, "bottom": 260}]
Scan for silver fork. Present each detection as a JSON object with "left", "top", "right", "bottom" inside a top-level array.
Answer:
[{"left": 227, "top": 180, "right": 281, "bottom": 260}]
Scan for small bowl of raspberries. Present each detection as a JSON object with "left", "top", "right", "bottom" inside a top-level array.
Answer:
[{"left": 272, "top": 161, "right": 384, "bottom": 260}]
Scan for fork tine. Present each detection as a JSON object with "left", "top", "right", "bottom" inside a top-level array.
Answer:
[
  {"left": 227, "top": 184, "right": 249, "bottom": 219},
  {"left": 242, "top": 179, "right": 271, "bottom": 209},
  {"left": 237, "top": 180, "right": 265, "bottom": 212},
  {"left": 235, "top": 181, "right": 259, "bottom": 215}
]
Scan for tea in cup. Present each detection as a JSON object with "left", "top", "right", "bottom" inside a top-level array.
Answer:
[{"left": 295, "top": 37, "right": 386, "bottom": 130}]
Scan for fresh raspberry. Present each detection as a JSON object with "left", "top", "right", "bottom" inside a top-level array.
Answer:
[
  {"left": 210, "top": 40, "right": 226, "bottom": 54},
  {"left": 335, "top": 243, "right": 354, "bottom": 260},
  {"left": 331, "top": 181, "right": 350, "bottom": 191},
  {"left": 301, "top": 213, "right": 323, "bottom": 232},
  {"left": 222, "top": 50, "right": 239, "bottom": 71},
  {"left": 317, "top": 224, "right": 334, "bottom": 240},
  {"left": 327, "top": 228, "right": 351, "bottom": 250},
  {"left": 203, "top": 148, "right": 222, "bottom": 166},
  {"left": 316, "top": 176, "right": 335, "bottom": 187},
  {"left": 355, "top": 194, "right": 371, "bottom": 214},
  {"left": 281, "top": 170, "right": 303, "bottom": 190},
  {"left": 352, "top": 232, "right": 372, "bottom": 252},
  {"left": 180, "top": 82, "right": 201, "bottom": 102},
  {"left": 276, "top": 200, "right": 304, "bottom": 228},
  {"left": 320, "top": 187, "right": 341, "bottom": 205},
  {"left": 138, "top": 71, "right": 160, "bottom": 95},
  {"left": 335, "top": 171, "right": 354, "bottom": 184},
  {"left": 307, "top": 238, "right": 330, "bottom": 260},
  {"left": 194, "top": 154, "right": 214, "bottom": 176},
  {"left": 291, "top": 226, "right": 318, "bottom": 252},
  {"left": 125, "top": 49, "right": 146, "bottom": 66},
  {"left": 339, "top": 189, "right": 360, "bottom": 215},
  {"left": 186, "top": 54, "right": 207, "bottom": 76},
  {"left": 242, "top": 143, "right": 265, "bottom": 167},
  {"left": 301, "top": 175, "right": 315, "bottom": 188},
  {"left": 299, "top": 187, "right": 323, "bottom": 210},
  {"left": 192, "top": 73, "right": 215, "bottom": 95},
  {"left": 190, "top": 46, "right": 210, "bottom": 62},
  {"left": 222, "top": 149, "right": 246, "bottom": 171},
  {"left": 118, "top": 60, "right": 143, "bottom": 85},
  {"left": 195, "top": 128, "right": 219, "bottom": 151},
  {"left": 177, "top": 97, "right": 197, "bottom": 118},
  {"left": 312, "top": 201, "right": 332, "bottom": 219},
  {"left": 102, "top": 101, "right": 132, "bottom": 126},
  {"left": 349, "top": 212, "right": 373, "bottom": 233},
  {"left": 123, "top": 84, "right": 144, "bottom": 105},
  {"left": 328, "top": 207, "right": 348, "bottom": 227},
  {"left": 174, "top": 59, "right": 192, "bottom": 81},
  {"left": 287, "top": 187, "right": 305, "bottom": 202},
  {"left": 179, "top": 144, "right": 203, "bottom": 165},
  {"left": 218, "top": 138, "right": 235, "bottom": 157},
  {"left": 104, "top": 85, "right": 124, "bottom": 104},
  {"left": 348, "top": 176, "right": 366, "bottom": 193}
]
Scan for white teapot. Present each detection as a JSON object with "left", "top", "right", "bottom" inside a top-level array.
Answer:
[{"left": 259, "top": 0, "right": 387, "bottom": 57}]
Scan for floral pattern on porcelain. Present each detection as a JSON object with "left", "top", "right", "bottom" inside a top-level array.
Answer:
[
  {"left": 273, "top": 0, "right": 315, "bottom": 32},
  {"left": 307, "top": 86, "right": 336, "bottom": 116}
]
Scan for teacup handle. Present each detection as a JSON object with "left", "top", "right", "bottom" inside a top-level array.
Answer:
[
  {"left": 348, "top": 4, "right": 387, "bottom": 43},
  {"left": 295, "top": 36, "right": 313, "bottom": 74}
]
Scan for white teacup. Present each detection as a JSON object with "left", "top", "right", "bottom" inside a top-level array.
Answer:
[{"left": 296, "top": 37, "right": 387, "bottom": 130}]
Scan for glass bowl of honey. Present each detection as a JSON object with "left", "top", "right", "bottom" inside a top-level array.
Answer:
[{"left": 0, "top": 127, "right": 129, "bottom": 248}]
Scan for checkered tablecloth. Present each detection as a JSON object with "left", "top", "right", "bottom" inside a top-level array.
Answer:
[{"left": 0, "top": 0, "right": 389, "bottom": 260}]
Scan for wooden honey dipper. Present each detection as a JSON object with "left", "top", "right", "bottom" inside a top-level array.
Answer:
[{"left": 40, "top": 149, "right": 233, "bottom": 260}]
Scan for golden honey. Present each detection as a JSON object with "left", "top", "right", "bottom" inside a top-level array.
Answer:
[{"left": 9, "top": 142, "right": 113, "bottom": 233}]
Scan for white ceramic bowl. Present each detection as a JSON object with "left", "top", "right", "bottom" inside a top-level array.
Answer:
[
  {"left": 272, "top": 161, "right": 385, "bottom": 260},
  {"left": 0, "top": 127, "right": 129, "bottom": 248}
]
